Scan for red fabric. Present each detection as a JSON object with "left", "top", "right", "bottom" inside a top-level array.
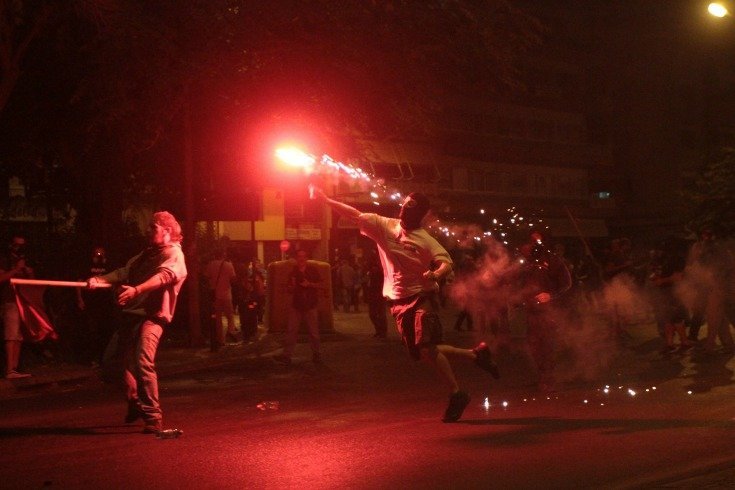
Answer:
[{"left": 12, "top": 284, "right": 58, "bottom": 342}]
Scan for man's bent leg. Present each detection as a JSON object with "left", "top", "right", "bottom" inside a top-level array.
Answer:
[
  {"left": 135, "top": 320, "right": 164, "bottom": 425},
  {"left": 121, "top": 319, "right": 141, "bottom": 403},
  {"left": 422, "top": 345, "right": 459, "bottom": 394}
]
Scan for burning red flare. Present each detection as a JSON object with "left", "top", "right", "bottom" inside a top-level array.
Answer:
[{"left": 275, "top": 147, "right": 316, "bottom": 173}]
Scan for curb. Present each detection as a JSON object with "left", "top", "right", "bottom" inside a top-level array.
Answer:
[{"left": 0, "top": 333, "right": 281, "bottom": 399}]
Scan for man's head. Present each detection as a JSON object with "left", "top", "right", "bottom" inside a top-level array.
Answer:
[
  {"left": 398, "top": 192, "right": 431, "bottom": 230},
  {"left": 148, "top": 211, "right": 182, "bottom": 246},
  {"left": 9, "top": 235, "right": 26, "bottom": 257},
  {"left": 295, "top": 249, "right": 309, "bottom": 266}
]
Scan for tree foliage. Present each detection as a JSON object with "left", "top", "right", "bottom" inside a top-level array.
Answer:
[
  {"left": 1, "top": 0, "right": 540, "bottom": 240},
  {"left": 687, "top": 147, "right": 735, "bottom": 237}
]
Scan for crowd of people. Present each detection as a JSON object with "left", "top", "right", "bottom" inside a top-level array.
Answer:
[
  {"left": 445, "top": 226, "right": 735, "bottom": 372},
  {"left": 202, "top": 248, "right": 267, "bottom": 350},
  {"left": 3, "top": 200, "right": 735, "bottom": 428}
]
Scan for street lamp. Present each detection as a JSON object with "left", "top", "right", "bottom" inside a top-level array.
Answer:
[{"left": 708, "top": 2, "right": 729, "bottom": 17}]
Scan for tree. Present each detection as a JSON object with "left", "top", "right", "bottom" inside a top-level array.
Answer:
[
  {"left": 687, "top": 147, "right": 735, "bottom": 237},
  {"left": 54, "top": 0, "right": 540, "bottom": 227}
]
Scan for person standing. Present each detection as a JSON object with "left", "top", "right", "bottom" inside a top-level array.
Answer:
[
  {"left": 648, "top": 240, "right": 693, "bottom": 354},
  {"left": 1, "top": 235, "right": 34, "bottom": 379},
  {"left": 315, "top": 188, "right": 498, "bottom": 423},
  {"left": 364, "top": 250, "right": 388, "bottom": 338},
  {"left": 338, "top": 258, "right": 357, "bottom": 312},
  {"left": 513, "top": 232, "right": 572, "bottom": 393},
  {"left": 275, "top": 249, "right": 322, "bottom": 365},
  {"left": 76, "top": 246, "right": 115, "bottom": 365},
  {"left": 204, "top": 249, "right": 238, "bottom": 346},
  {"left": 453, "top": 253, "right": 477, "bottom": 332},
  {"left": 88, "top": 211, "right": 187, "bottom": 434}
]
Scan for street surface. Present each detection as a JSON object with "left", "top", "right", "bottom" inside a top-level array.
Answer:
[{"left": 2, "top": 308, "right": 735, "bottom": 489}]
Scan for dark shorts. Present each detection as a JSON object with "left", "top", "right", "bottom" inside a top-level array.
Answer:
[{"left": 388, "top": 293, "right": 443, "bottom": 360}]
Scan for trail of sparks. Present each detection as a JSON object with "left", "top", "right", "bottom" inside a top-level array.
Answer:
[{"left": 275, "top": 147, "right": 551, "bottom": 246}]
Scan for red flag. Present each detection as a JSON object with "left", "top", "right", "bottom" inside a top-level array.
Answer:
[{"left": 12, "top": 284, "right": 58, "bottom": 342}]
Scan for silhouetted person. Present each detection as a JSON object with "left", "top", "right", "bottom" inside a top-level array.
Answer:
[{"left": 1, "top": 235, "right": 34, "bottom": 378}]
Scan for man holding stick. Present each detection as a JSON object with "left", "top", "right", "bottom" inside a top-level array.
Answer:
[
  {"left": 88, "top": 212, "right": 187, "bottom": 434},
  {"left": 313, "top": 187, "right": 498, "bottom": 422}
]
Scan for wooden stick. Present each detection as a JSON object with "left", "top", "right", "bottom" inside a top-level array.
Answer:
[{"left": 10, "top": 278, "right": 112, "bottom": 288}]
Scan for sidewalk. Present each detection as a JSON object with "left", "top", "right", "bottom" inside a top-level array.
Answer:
[
  {"left": 0, "top": 325, "right": 281, "bottom": 399},
  {"left": 2, "top": 306, "right": 732, "bottom": 401},
  {"left": 0, "top": 310, "right": 366, "bottom": 399}
]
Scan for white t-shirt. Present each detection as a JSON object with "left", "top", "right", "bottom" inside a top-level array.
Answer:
[{"left": 358, "top": 213, "right": 452, "bottom": 300}]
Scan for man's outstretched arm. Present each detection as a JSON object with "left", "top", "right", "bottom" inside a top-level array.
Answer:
[{"left": 313, "top": 187, "right": 361, "bottom": 222}]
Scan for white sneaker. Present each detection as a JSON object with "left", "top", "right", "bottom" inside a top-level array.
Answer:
[{"left": 6, "top": 370, "right": 32, "bottom": 379}]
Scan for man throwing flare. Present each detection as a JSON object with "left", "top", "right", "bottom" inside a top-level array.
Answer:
[{"left": 314, "top": 188, "right": 498, "bottom": 422}]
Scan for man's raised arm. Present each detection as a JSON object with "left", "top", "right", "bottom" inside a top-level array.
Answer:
[{"left": 312, "top": 187, "right": 361, "bottom": 222}]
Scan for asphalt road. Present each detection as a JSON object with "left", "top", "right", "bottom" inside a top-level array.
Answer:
[{"left": 2, "top": 309, "right": 735, "bottom": 489}]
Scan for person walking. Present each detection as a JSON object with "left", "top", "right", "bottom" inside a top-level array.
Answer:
[
  {"left": 314, "top": 187, "right": 498, "bottom": 423},
  {"left": 204, "top": 249, "right": 238, "bottom": 346},
  {"left": 76, "top": 246, "right": 115, "bottom": 366},
  {"left": 88, "top": 211, "right": 187, "bottom": 434}
]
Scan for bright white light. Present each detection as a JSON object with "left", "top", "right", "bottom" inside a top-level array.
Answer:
[
  {"left": 370, "top": 191, "right": 379, "bottom": 199},
  {"left": 709, "top": 2, "right": 729, "bottom": 17},
  {"left": 480, "top": 209, "right": 485, "bottom": 214},
  {"left": 275, "top": 147, "right": 316, "bottom": 170},
  {"left": 502, "top": 401, "right": 509, "bottom": 408},
  {"left": 483, "top": 397, "right": 490, "bottom": 410},
  {"left": 628, "top": 389, "right": 637, "bottom": 397}
]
